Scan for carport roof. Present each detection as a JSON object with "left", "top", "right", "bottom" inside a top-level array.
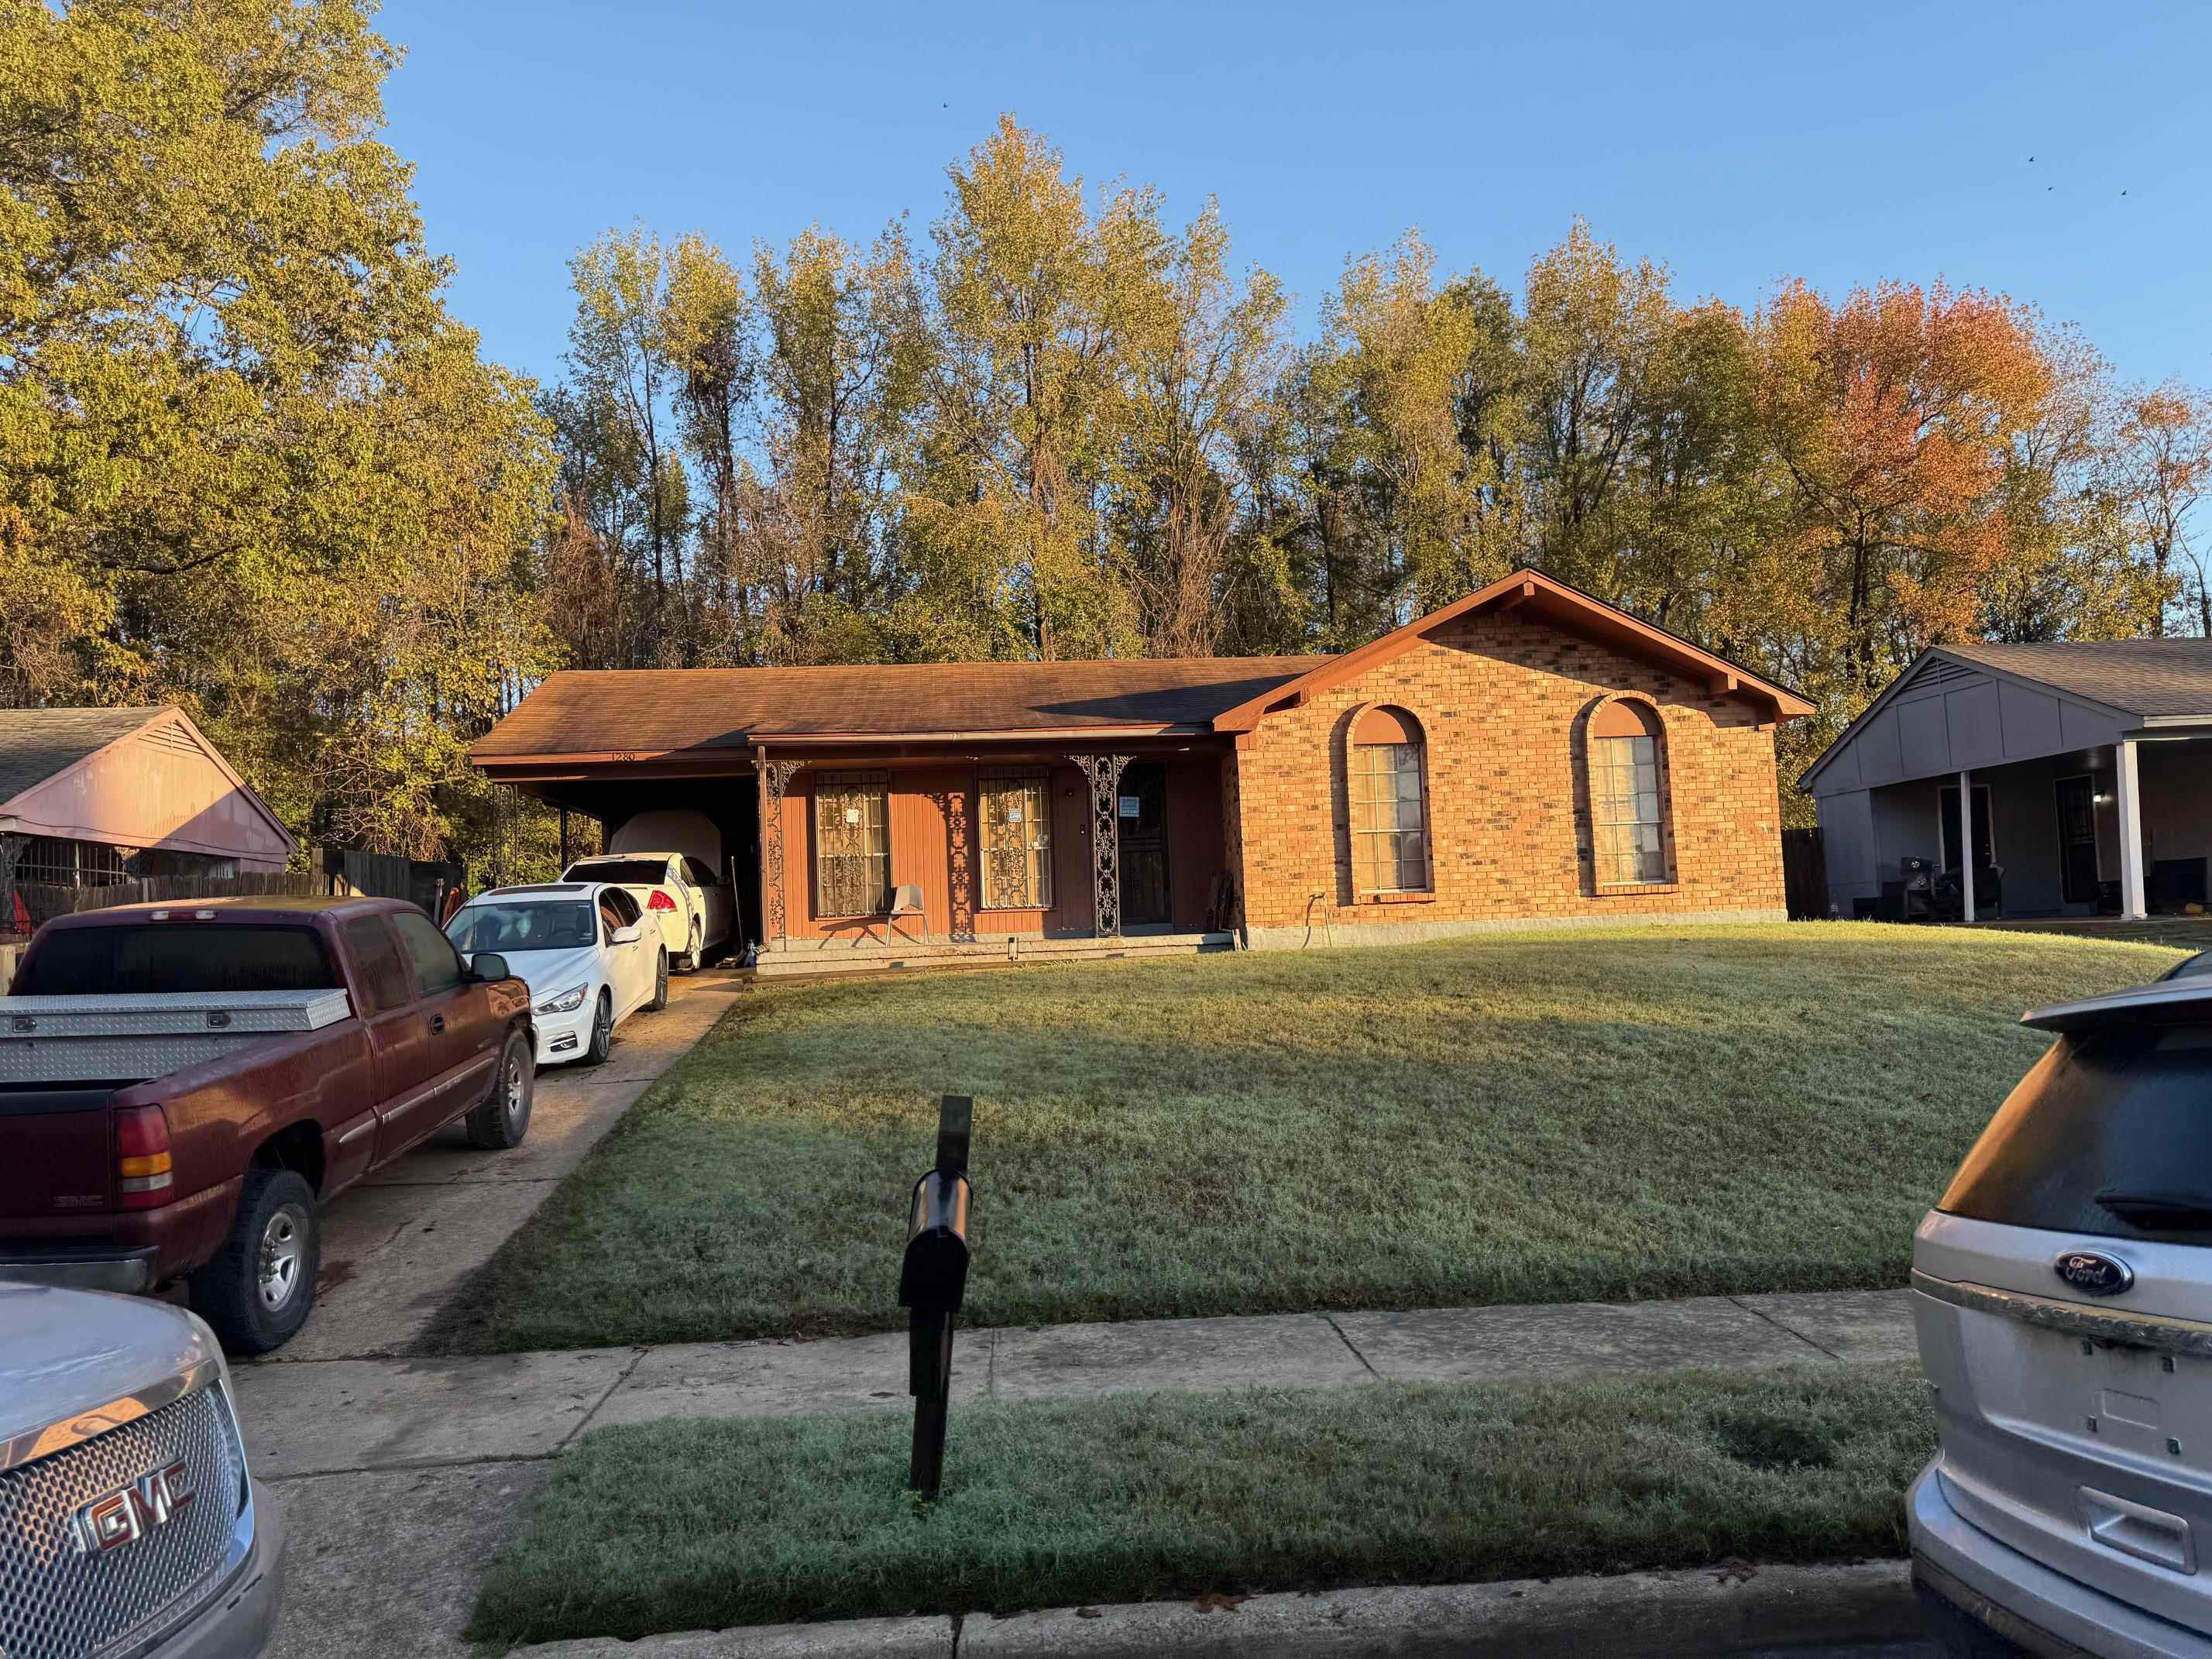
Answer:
[
  {"left": 470, "top": 658, "right": 1321, "bottom": 759},
  {"left": 1935, "top": 638, "right": 2212, "bottom": 719}
]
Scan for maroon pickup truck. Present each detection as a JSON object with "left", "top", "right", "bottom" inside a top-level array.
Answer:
[{"left": 0, "top": 896, "right": 534, "bottom": 1352}]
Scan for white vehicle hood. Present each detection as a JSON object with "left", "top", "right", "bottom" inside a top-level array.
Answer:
[
  {"left": 0, "top": 1283, "right": 222, "bottom": 1454},
  {"left": 489, "top": 945, "right": 602, "bottom": 1005}
]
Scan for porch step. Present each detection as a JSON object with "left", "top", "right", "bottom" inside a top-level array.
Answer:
[{"left": 754, "top": 931, "right": 1235, "bottom": 977}]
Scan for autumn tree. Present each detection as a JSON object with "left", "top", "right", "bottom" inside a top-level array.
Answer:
[
  {"left": 2114, "top": 385, "right": 2212, "bottom": 634},
  {"left": 0, "top": 0, "right": 556, "bottom": 871}
]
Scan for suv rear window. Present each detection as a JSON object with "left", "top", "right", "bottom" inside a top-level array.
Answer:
[
  {"left": 1941, "top": 1025, "right": 2212, "bottom": 1245},
  {"left": 15, "top": 924, "right": 340, "bottom": 995}
]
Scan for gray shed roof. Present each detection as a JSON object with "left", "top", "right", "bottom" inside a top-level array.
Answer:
[
  {"left": 1936, "top": 638, "right": 2212, "bottom": 719},
  {"left": 0, "top": 707, "right": 168, "bottom": 808}
]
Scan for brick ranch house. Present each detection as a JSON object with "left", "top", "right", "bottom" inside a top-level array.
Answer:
[{"left": 470, "top": 570, "right": 1812, "bottom": 974}]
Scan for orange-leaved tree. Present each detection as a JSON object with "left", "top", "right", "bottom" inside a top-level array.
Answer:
[{"left": 1752, "top": 280, "right": 2051, "bottom": 718}]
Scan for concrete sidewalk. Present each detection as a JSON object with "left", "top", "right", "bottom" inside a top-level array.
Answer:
[
  {"left": 243, "top": 1286, "right": 1916, "bottom": 1657},
  {"left": 232, "top": 1286, "right": 1915, "bottom": 1482}
]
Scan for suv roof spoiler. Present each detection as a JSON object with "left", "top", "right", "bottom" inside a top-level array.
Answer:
[{"left": 2022, "top": 977, "right": 2212, "bottom": 1033}]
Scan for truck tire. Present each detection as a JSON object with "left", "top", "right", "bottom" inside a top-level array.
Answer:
[
  {"left": 465, "top": 1029, "right": 535, "bottom": 1150},
  {"left": 647, "top": 947, "right": 669, "bottom": 1012},
  {"left": 190, "top": 1166, "right": 319, "bottom": 1355}
]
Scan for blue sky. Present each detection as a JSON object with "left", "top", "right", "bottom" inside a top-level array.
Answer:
[{"left": 379, "top": 0, "right": 2211, "bottom": 393}]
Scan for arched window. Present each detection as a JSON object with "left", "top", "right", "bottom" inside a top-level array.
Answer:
[
  {"left": 1589, "top": 701, "right": 1668, "bottom": 884},
  {"left": 1350, "top": 706, "right": 1431, "bottom": 894}
]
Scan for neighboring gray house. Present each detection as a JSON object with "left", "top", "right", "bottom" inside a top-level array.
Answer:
[{"left": 1800, "top": 640, "right": 2212, "bottom": 922}]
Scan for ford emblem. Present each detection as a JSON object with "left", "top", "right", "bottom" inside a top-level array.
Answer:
[{"left": 2055, "top": 1249, "right": 2135, "bottom": 1297}]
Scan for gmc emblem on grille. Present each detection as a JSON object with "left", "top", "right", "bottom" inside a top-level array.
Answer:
[{"left": 69, "top": 1461, "right": 194, "bottom": 1554}]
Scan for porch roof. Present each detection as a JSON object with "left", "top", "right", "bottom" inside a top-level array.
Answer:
[
  {"left": 471, "top": 657, "right": 1317, "bottom": 765},
  {"left": 1800, "top": 637, "right": 2212, "bottom": 798},
  {"left": 1936, "top": 638, "right": 2212, "bottom": 720}
]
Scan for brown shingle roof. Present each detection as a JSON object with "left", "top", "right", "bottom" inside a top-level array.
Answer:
[
  {"left": 472, "top": 658, "right": 1322, "bottom": 758},
  {"left": 1937, "top": 638, "right": 2212, "bottom": 718},
  {"left": 0, "top": 706, "right": 167, "bottom": 807}
]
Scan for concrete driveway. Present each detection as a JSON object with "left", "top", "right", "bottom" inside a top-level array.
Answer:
[
  {"left": 244, "top": 965, "right": 746, "bottom": 1657},
  {"left": 262, "top": 965, "right": 747, "bottom": 1364}
]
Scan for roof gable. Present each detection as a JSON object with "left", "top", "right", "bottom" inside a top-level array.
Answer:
[
  {"left": 0, "top": 707, "right": 167, "bottom": 805},
  {"left": 0, "top": 706, "right": 297, "bottom": 858},
  {"left": 1211, "top": 569, "right": 1814, "bottom": 731}
]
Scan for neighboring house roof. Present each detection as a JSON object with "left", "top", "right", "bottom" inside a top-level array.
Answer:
[
  {"left": 1934, "top": 638, "right": 2212, "bottom": 720},
  {"left": 0, "top": 705, "right": 297, "bottom": 859},
  {"left": 471, "top": 658, "right": 1321, "bottom": 759},
  {"left": 1798, "top": 636, "right": 2212, "bottom": 794},
  {"left": 0, "top": 707, "right": 171, "bottom": 806},
  {"left": 472, "top": 568, "right": 1811, "bottom": 767}
]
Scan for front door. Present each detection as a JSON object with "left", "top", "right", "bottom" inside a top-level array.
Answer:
[
  {"left": 1117, "top": 763, "right": 1171, "bottom": 926},
  {"left": 2056, "top": 775, "right": 2099, "bottom": 905}
]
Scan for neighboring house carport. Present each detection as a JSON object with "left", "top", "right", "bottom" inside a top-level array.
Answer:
[{"left": 1800, "top": 640, "right": 2212, "bottom": 922}]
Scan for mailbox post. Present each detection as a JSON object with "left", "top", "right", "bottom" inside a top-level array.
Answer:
[{"left": 898, "top": 1094, "right": 972, "bottom": 1499}]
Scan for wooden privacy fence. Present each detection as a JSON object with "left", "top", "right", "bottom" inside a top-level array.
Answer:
[
  {"left": 7, "top": 870, "right": 323, "bottom": 936},
  {"left": 3, "top": 847, "right": 467, "bottom": 940},
  {"left": 1781, "top": 827, "right": 1830, "bottom": 920}
]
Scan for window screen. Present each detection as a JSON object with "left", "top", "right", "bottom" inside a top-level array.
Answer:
[
  {"left": 342, "top": 917, "right": 411, "bottom": 1012},
  {"left": 981, "top": 772, "right": 1053, "bottom": 908},
  {"left": 1592, "top": 733, "right": 1666, "bottom": 884},
  {"left": 816, "top": 772, "right": 891, "bottom": 915},
  {"left": 392, "top": 910, "right": 463, "bottom": 997},
  {"left": 1352, "top": 740, "right": 1429, "bottom": 893}
]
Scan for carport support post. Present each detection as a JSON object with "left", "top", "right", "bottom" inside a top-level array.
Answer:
[
  {"left": 2117, "top": 738, "right": 2148, "bottom": 920},
  {"left": 1956, "top": 770, "right": 1976, "bottom": 923}
]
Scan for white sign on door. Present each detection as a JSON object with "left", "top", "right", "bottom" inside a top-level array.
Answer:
[{"left": 1118, "top": 796, "right": 1141, "bottom": 818}]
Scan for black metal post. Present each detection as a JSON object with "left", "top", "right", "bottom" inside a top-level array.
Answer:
[{"left": 900, "top": 1094, "right": 974, "bottom": 1500}]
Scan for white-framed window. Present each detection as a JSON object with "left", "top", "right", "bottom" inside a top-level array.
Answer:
[
  {"left": 980, "top": 771, "right": 1053, "bottom": 908},
  {"left": 814, "top": 771, "right": 891, "bottom": 915},
  {"left": 1350, "top": 706, "right": 1431, "bottom": 894},
  {"left": 1589, "top": 701, "right": 1668, "bottom": 884}
]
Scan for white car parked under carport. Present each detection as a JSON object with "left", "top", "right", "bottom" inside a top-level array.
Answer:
[
  {"left": 561, "top": 852, "right": 734, "bottom": 971},
  {"left": 445, "top": 882, "right": 665, "bottom": 1066}
]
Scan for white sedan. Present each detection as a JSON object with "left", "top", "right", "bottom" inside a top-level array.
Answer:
[
  {"left": 561, "top": 853, "right": 735, "bottom": 972},
  {"left": 446, "top": 882, "right": 666, "bottom": 1066}
]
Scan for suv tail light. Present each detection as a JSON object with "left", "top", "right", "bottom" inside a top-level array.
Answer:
[
  {"left": 647, "top": 890, "right": 678, "bottom": 912},
  {"left": 115, "top": 1104, "right": 173, "bottom": 1208}
]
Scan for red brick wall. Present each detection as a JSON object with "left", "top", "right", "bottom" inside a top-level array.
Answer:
[{"left": 1228, "top": 609, "right": 1786, "bottom": 939}]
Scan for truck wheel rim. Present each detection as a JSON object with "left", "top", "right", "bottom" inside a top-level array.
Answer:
[
  {"left": 259, "top": 1204, "right": 307, "bottom": 1310},
  {"left": 505, "top": 1049, "right": 527, "bottom": 1121}
]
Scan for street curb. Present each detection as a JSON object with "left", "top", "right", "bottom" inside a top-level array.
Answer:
[{"left": 512, "top": 1558, "right": 1922, "bottom": 1657}]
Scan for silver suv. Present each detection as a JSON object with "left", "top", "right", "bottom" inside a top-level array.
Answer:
[
  {"left": 1912, "top": 960, "right": 2212, "bottom": 1657},
  {"left": 1, "top": 1282, "right": 284, "bottom": 1659}
]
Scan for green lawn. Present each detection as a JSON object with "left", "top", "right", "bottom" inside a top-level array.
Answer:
[
  {"left": 469, "top": 1363, "right": 1936, "bottom": 1644},
  {"left": 452, "top": 922, "right": 2177, "bottom": 1353}
]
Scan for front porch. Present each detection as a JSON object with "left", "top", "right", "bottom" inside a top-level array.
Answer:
[{"left": 1833, "top": 733, "right": 2212, "bottom": 924}]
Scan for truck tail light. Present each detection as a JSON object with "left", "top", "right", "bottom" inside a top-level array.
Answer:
[
  {"left": 116, "top": 1105, "right": 173, "bottom": 1207},
  {"left": 647, "top": 889, "right": 678, "bottom": 912}
]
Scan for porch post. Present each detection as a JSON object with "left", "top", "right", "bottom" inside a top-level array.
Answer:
[
  {"left": 1075, "top": 754, "right": 1132, "bottom": 937},
  {"left": 2117, "top": 739, "right": 2148, "bottom": 920},
  {"left": 558, "top": 808, "right": 570, "bottom": 869},
  {"left": 759, "top": 749, "right": 806, "bottom": 950},
  {"left": 1956, "top": 769, "right": 1976, "bottom": 923}
]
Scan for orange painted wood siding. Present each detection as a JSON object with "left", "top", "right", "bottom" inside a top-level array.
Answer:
[{"left": 770, "top": 755, "right": 1226, "bottom": 939}]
